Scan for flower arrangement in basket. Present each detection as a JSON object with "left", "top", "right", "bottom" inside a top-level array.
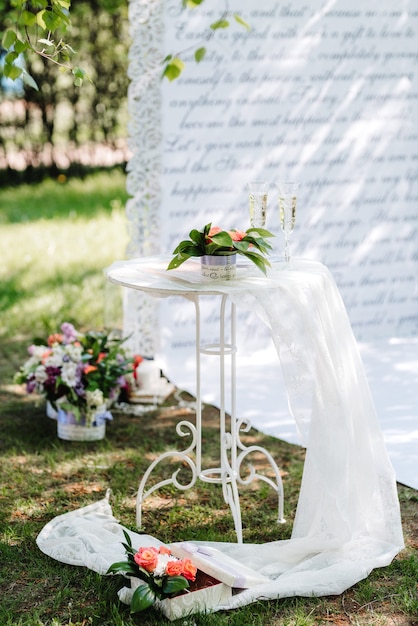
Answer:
[
  {"left": 14, "top": 322, "right": 134, "bottom": 426},
  {"left": 107, "top": 531, "right": 197, "bottom": 614},
  {"left": 167, "top": 222, "right": 274, "bottom": 275}
]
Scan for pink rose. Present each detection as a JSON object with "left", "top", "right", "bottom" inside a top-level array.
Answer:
[{"left": 134, "top": 547, "right": 158, "bottom": 572}]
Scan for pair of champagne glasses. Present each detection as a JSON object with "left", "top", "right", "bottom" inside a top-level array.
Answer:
[{"left": 248, "top": 181, "right": 299, "bottom": 265}]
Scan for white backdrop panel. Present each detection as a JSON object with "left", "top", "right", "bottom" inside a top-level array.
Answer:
[
  {"left": 126, "top": 0, "right": 418, "bottom": 488},
  {"left": 157, "top": 0, "right": 418, "bottom": 341}
]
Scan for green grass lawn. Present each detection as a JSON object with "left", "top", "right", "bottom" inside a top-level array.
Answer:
[
  {"left": 0, "top": 168, "right": 129, "bottom": 341},
  {"left": 0, "top": 170, "right": 417, "bottom": 626}
]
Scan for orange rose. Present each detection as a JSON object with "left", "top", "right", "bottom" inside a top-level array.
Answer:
[
  {"left": 134, "top": 547, "right": 158, "bottom": 572},
  {"left": 158, "top": 545, "right": 171, "bottom": 556},
  {"left": 47, "top": 333, "right": 63, "bottom": 346},
  {"left": 181, "top": 558, "right": 197, "bottom": 581},
  {"left": 165, "top": 560, "right": 184, "bottom": 577},
  {"left": 84, "top": 364, "right": 97, "bottom": 375},
  {"left": 96, "top": 352, "right": 107, "bottom": 363}
]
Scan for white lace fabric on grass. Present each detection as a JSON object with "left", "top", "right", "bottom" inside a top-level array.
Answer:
[{"left": 37, "top": 260, "right": 404, "bottom": 610}]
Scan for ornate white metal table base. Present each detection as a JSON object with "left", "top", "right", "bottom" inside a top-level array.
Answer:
[{"left": 136, "top": 293, "right": 285, "bottom": 543}]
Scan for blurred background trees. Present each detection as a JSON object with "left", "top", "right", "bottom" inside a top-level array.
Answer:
[{"left": 0, "top": 0, "right": 130, "bottom": 184}]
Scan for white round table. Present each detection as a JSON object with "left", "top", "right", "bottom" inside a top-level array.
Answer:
[{"left": 107, "top": 256, "right": 287, "bottom": 542}]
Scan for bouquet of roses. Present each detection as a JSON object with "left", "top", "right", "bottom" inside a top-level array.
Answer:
[
  {"left": 107, "top": 531, "right": 197, "bottom": 613},
  {"left": 14, "top": 322, "right": 134, "bottom": 425}
]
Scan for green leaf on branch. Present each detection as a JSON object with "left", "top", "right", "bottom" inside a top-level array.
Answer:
[
  {"left": 22, "top": 69, "right": 39, "bottom": 90},
  {"left": 3, "top": 63, "right": 23, "bottom": 80},
  {"left": 162, "top": 57, "right": 185, "bottom": 81},
  {"left": 56, "top": 0, "right": 71, "bottom": 9},
  {"left": 21, "top": 10, "right": 37, "bottom": 26},
  {"left": 210, "top": 19, "right": 229, "bottom": 30},
  {"left": 194, "top": 47, "right": 206, "bottom": 63},
  {"left": 42, "top": 10, "right": 62, "bottom": 31},
  {"left": 36, "top": 10, "right": 47, "bottom": 29},
  {"left": 183, "top": 0, "right": 205, "bottom": 6},
  {"left": 234, "top": 13, "right": 251, "bottom": 30},
  {"left": 2, "top": 29, "right": 17, "bottom": 50},
  {"left": 5, "top": 50, "right": 18, "bottom": 64},
  {"left": 72, "top": 66, "right": 87, "bottom": 87},
  {"left": 14, "top": 39, "right": 28, "bottom": 54}
]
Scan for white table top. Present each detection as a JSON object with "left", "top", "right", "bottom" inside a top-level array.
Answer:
[{"left": 106, "top": 256, "right": 324, "bottom": 298}]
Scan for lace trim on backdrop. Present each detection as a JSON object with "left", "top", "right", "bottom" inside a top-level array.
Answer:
[{"left": 124, "top": 0, "right": 163, "bottom": 356}]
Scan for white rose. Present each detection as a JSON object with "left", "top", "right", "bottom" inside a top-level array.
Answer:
[{"left": 34, "top": 365, "right": 48, "bottom": 383}]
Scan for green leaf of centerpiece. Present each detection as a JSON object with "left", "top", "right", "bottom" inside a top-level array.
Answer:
[{"left": 162, "top": 575, "right": 190, "bottom": 595}]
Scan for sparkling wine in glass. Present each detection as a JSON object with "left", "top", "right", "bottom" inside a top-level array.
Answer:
[
  {"left": 248, "top": 181, "right": 268, "bottom": 228},
  {"left": 276, "top": 181, "right": 299, "bottom": 265}
]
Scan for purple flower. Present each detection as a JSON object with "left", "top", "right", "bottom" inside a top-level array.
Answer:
[
  {"left": 61, "top": 322, "right": 77, "bottom": 344},
  {"left": 74, "top": 382, "right": 85, "bottom": 397},
  {"left": 26, "top": 380, "right": 37, "bottom": 393}
]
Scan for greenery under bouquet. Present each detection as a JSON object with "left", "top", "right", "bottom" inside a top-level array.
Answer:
[
  {"left": 107, "top": 531, "right": 197, "bottom": 614},
  {"left": 167, "top": 222, "right": 274, "bottom": 274},
  {"left": 14, "top": 322, "right": 134, "bottom": 426}
]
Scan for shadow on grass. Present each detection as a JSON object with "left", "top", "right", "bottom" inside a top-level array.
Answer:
[{"left": 0, "top": 264, "right": 108, "bottom": 323}]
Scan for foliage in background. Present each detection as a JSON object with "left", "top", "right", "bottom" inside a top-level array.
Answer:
[
  {"left": 0, "top": 0, "right": 129, "bottom": 178},
  {"left": 0, "top": 0, "right": 251, "bottom": 181},
  {"left": 1, "top": 0, "right": 250, "bottom": 86}
]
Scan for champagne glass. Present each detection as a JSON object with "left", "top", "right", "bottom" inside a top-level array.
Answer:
[
  {"left": 248, "top": 181, "right": 268, "bottom": 228},
  {"left": 276, "top": 181, "right": 299, "bottom": 265}
]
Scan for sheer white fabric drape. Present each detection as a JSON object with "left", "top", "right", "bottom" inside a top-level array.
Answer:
[{"left": 37, "top": 260, "right": 404, "bottom": 608}]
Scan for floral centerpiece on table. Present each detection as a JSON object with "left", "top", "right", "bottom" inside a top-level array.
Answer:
[
  {"left": 107, "top": 531, "right": 197, "bottom": 614},
  {"left": 167, "top": 222, "right": 274, "bottom": 274},
  {"left": 14, "top": 322, "right": 134, "bottom": 426}
]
